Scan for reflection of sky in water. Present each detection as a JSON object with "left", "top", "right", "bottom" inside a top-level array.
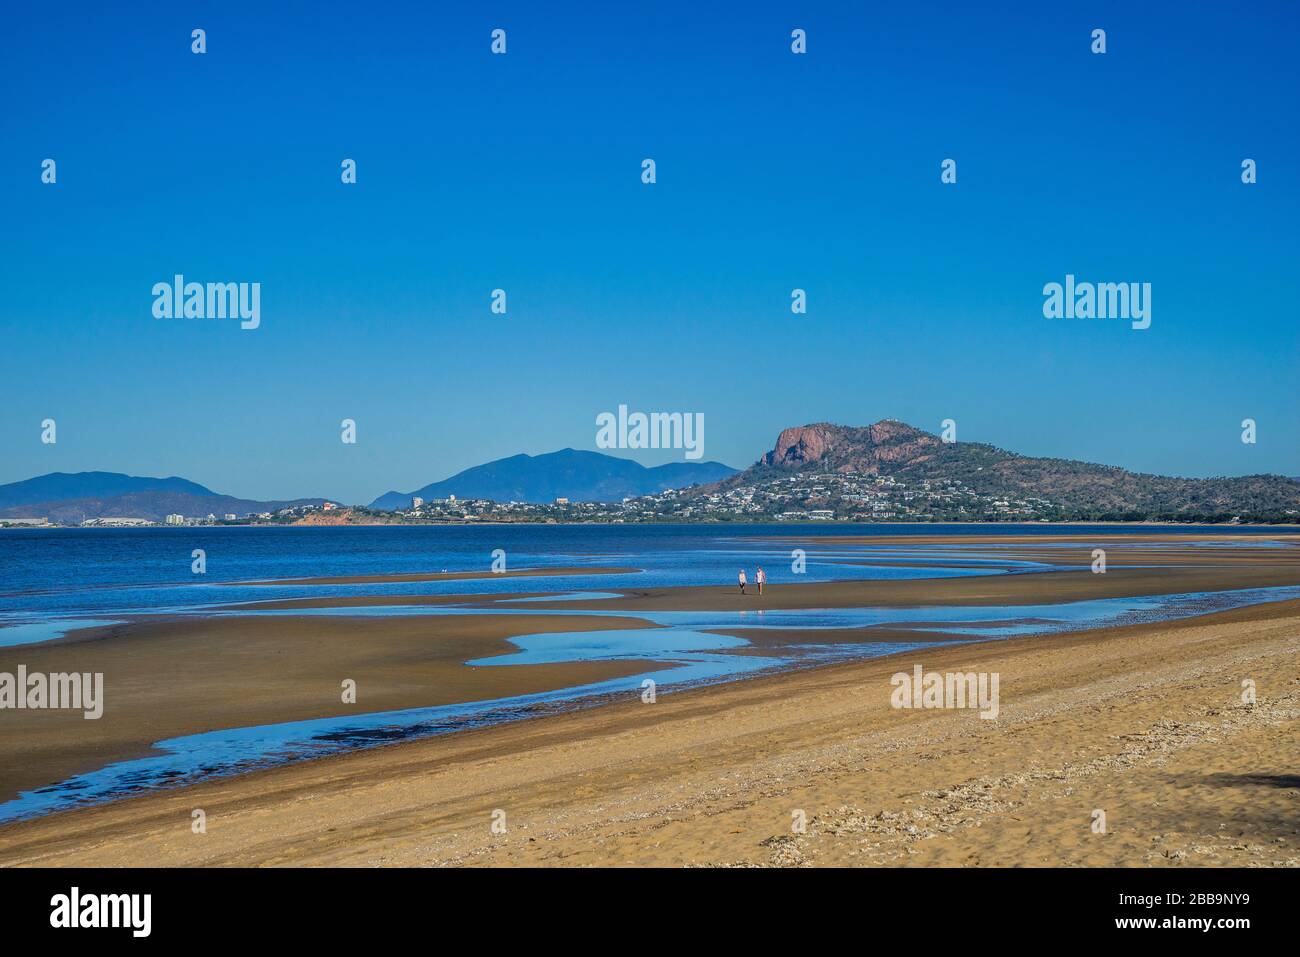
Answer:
[
  {"left": 3, "top": 584, "right": 1299, "bottom": 823},
  {"left": 0, "top": 618, "right": 124, "bottom": 647},
  {"left": 497, "top": 591, "right": 622, "bottom": 603},
  {"left": 0, "top": 543, "right": 1019, "bottom": 623},
  {"left": 469, "top": 627, "right": 751, "bottom": 667},
  {"left": 4, "top": 525, "right": 1289, "bottom": 624},
  {"left": 135, "top": 584, "right": 1300, "bottom": 636},
  {"left": 0, "top": 558, "right": 1005, "bottom": 622},
  {"left": 0, "top": 630, "right": 793, "bottom": 824}
]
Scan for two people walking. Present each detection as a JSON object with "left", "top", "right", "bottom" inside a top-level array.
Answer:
[{"left": 738, "top": 566, "right": 765, "bottom": 595}]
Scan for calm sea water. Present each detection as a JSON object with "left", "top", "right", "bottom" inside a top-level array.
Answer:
[{"left": 0, "top": 522, "right": 1287, "bottom": 623}]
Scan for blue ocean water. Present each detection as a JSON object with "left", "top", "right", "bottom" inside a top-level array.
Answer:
[{"left": 0, "top": 522, "right": 1286, "bottom": 622}]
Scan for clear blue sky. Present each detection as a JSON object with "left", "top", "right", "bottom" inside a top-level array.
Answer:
[{"left": 2, "top": 1, "right": 1297, "bottom": 504}]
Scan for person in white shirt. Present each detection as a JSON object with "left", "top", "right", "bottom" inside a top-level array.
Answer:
[
  {"left": 756, "top": 566, "right": 765, "bottom": 595},
  {"left": 738, "top": 569, "right": 747, "bottom": 594}
]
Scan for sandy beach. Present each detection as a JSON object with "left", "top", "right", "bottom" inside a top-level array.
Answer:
[
  {"left": 0, "top": 613, "right": 667, "bottom": 800},
  {"left": 2, "top": 534, "right": 1297, "bottom": 867},
  {"left": 1, "top": 597, "right": 1295, "bottom": 867}
]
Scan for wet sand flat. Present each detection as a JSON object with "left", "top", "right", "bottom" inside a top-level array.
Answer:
[
  {"left": 206, "top": 554, "right": 1300, "bottom": 615},
  {"left": 711, "top": 626, "right": 974, "bottom": 651},
  {"left": 221, "top": 565, "right": 638, "bottom": 587},
  {"left": 495, "top": 563, "right": 1300, "bottom": 613},
  {"left": 220, "top": 591, "right": 554, "bottom": 611},
  {"left": 762, "top": 531, "right": 1300, "bottom": 547},
  {"left": 2, "top": 598, "right": 1295, "bottom": 867},
  {"left": 3, "top": 533, "right": 1298, "bottom": 865},
  {"left": 0, "top": 613, "right": 665, "bottom": 801}
]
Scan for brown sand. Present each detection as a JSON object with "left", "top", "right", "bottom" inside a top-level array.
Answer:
[
  {"left": 502, "top": 564, "right": 1300, "bottom": 613},
  {"left": 0, "top": 613, "right": 664, "bottom": 801},
  {"left": 220, "top": 591, "right": 555, "bottom": 611},
  {"left": 210, "top": 543, "right": 1300, "bottom": 614},
  {"left": 3, "top": 534, "right": 1297, "bottom": 866},
  {"left": 1, "top": 599, "right": 1295, "bottom": 867}
]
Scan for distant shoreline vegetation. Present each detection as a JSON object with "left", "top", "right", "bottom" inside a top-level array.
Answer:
[
  {"left": 6, "top": 504, "right": 1299, "bottom": 530},
  {"left": 3, "top": 421, "right": 1296, "bottom": 528}
]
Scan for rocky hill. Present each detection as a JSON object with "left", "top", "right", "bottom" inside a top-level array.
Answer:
[{"left": 698, "top": 421, "right": 1300, "bottom": 521}]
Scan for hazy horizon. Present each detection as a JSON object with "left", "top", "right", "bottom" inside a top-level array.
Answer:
[{"left": 5, "top": 414, "right": 1299, "bottom": 509}]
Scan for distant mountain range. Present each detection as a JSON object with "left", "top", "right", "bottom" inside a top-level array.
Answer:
[
  {"left": 686, "top": 420, "right": 1300, "bottom": 520},
  {"left": 5, "top": 425, "right": 1297, "bottom": 525},
  {"left": 0, "top": 450, "right": 738, "bottom": 524},
  {"left": 0, "top": 471, "right": 215, "bottom": 508},
  {"left": 369, "top": 449, "right": 737, "bottom": 509},
  {"left": 0, "top": 472, "right": 330, "bottom": 524}
]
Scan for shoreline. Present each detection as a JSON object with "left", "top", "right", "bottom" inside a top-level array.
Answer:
[
  {"left": 0, "top": 612, "right": 670, "bottom": 803},
  {"left": 2, "top": 596, "right": 1296, "bottom": 867},
  {"left": 7, "top": 519, "right": 1300, "bottom": 531},
  {"left": 3, "top": 532, "right": 1298, "bottom": 861}
]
